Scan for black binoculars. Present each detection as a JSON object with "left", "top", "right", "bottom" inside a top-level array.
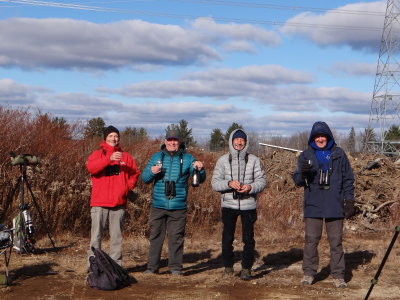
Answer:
[
  {"left": 232, "top": 190, "right": 240, "bottom": 199},
  {"left": 319, "top": 169, "right": 330, "bottom": 189},
  {"left": 164, "top": 181, "right": 176, "bottom": 198},
  {"left": 105, "top": 164, "right": 120, "bottom": 176}
]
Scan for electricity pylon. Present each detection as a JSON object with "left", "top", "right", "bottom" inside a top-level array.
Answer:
[{"left": 368, "top": 0, "right": 400, "bottom": 155}]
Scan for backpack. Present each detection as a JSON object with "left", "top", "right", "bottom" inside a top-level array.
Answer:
[{"left": 87, "top": 247, "right": 134, "bottom": 290}]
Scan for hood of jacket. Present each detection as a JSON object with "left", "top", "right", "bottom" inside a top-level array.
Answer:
[
  {"left": 229, "top": 129, "right": 249, "bottom": 159},
  {"left": 100, "top": 141, "right": 121, "bottom": 153},
  {"left": 308, "top": 121, "right": 335, "bottom": 146}
]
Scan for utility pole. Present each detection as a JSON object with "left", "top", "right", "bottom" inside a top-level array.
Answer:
[{"left": 368, "top": 0, "right": 400, "bottom": 155}]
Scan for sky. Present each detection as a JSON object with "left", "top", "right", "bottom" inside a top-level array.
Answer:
[{"left": 0, "top": 0, "right": 390, "bottom": 140}]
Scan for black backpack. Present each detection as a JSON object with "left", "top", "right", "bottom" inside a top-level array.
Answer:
[{"left": 87, "top": 247, "right": 134, "bottom": 290}]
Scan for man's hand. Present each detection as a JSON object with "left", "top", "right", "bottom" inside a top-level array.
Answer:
[
  {"left": 344, "top": 200, "right": 355, "bottom": 219},
  {"left": 228, "top": 180, "right": 241, "bottom": 190},
  {"left": 151, "top": 165, "right": 162, "bottom": 175},
  {"left": 228, "top": 181, "right": 251, "bottom": 194},
  {"left": 301, "top": 160, "right": 312, "bottom": 175},
  {"left": 110, "top": 151, "right": 122, "bottom": 162},
  {"left": 237, "top": 184, "right": 251, "bottom": 194},
  {"left": 193, "top": 161, "right": 204, "bottom": 170}
]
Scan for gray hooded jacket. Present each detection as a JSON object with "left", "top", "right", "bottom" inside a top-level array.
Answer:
[{"left": 211, "top": 129, "right": 266, "bottom": 210}]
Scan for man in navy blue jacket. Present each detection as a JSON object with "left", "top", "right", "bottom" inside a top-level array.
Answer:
[{"left": 292, "top": 121, "right": 355, "bottom": 288}]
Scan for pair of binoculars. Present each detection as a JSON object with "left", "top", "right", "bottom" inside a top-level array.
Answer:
[
  {"left": 105, "top": 165, "right": 120, "bottom": 176},
  {"left": 164, "top": 181, "right": 176, "bottom": 198},
  {"left": 319, "top": 169, "right": 330, "bottom": 190}
]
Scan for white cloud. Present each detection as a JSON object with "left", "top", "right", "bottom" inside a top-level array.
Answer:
[
  {"left": 191, "top": 17, "right": 280, "bottom": 52},
  {"left": 280, "top": 1, "right": 385, "bottom": 51},
  {"left": 254, "top": 85, "right": 370, "bottom": 114},
  {"left": 0, "top": 78, "right": 46, "bottom": 104},
  {"left": 0, "top": 17, "right": 280, "bottom": 70},
  {"left": 328, "top": 61, "right": 376, "bottom": 76},
  {"left": 97, "top": 65, "right": 314, "bottom": 98}
]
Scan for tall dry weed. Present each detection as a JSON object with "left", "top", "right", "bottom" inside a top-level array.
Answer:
[{"left": 1, "top": 106, "right": 399, "bottom": 243}]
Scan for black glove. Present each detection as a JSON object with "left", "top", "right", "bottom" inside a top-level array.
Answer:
[
  {"left": 301, "top": 160, "right": 312, "bottom": 176},
  {"left": 344, "top": 200, "right": 355, "bottom": 219}
]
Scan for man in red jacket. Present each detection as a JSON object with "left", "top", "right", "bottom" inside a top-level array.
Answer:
[{"left": 86, "top": 125, "right": 140, "bottom": 266}]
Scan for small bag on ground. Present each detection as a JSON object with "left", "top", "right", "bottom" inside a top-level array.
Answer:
[{"left": 87, "top": 247, "right": 134, "bottom": 290}]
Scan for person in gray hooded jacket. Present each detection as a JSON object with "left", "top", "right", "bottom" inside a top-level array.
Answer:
[{"left": 211, "top": 129, "right": 266, "bottom": 280}]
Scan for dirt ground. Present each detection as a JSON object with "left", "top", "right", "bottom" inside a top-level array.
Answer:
[{"left": 1, "top": 225, "right": 400, "bottom": 300}]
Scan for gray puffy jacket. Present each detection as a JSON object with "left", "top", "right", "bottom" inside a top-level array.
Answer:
[{"left": 211, "top": 129, "right": 266, "bottom": 210}]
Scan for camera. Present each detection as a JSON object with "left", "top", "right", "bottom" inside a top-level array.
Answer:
[
  {"left": 10, "top": 152, "right": 40, "bottom": 166},
  {"left": 105, "top": 164, "right": 120, "bottom": 176},
  {"left": 164, "top": 181, "right": 176, "bottom": 198}
]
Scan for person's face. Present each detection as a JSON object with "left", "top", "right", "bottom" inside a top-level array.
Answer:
[
  {"left": 106, "top": 132, "right": 120, "bottom": 147},
  {"left": 314, "top": 134, "right": 328, "bottom": 149},
  {"left": 233, "top": 137, "right": 246, "bottom": 151},
  {"left": 165, "top": 138, "right": 180, "bottom": 152}
]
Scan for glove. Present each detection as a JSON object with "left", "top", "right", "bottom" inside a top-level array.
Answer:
[
  {"left": 301, "top": 160, "right": 312, "bottom": 176},
  {"left": 344, "top": 200, "right": 355, "bottom": 219}
]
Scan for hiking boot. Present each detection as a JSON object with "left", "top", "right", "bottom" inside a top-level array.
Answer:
[
  {"left": 301, "top": 275, "right": 314, "bottom": 285},
  {"left": 240, "top": 269, "right": 251, "bottom": 281},
  {"left": 169, "top": 270, "right": 183, "bottom": 276},
  {"left": 143, "top": 269, "right": 158, "bottom": 275},
  {"left": 333, "top": 278, "right": 347, "bottom": 288},
  {"left": 223, "top": 267, "right": 234, "bottom": 276}
]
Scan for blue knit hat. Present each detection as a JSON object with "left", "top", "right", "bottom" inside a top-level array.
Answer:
[{"left": 232, "top": 130, "right": 246, "bottom": 141}]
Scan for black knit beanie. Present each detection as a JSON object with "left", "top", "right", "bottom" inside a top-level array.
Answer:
[{"left": 103, "top": 125, "right": 120, "bottom": 140}]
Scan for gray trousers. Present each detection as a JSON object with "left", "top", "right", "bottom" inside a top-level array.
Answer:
[
  {"left": 303, "top": 217, "right": 345, "bottom": 279},
  {"left": 88, "top": 206, "right": 125, "bottom": 266},
  {"left": 146, "top": 207, "right": 187, "bottom": 272}
]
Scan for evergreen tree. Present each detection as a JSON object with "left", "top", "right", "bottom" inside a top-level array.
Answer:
[
  {"left": 84, "top": 117, "right": 105, "bottom": 138},
  {"left": 121, "top": 126, "right": 148, "bottom": 144},
  {"left": 166, "top": 119, "right": 195, "bottom": 146},
  {"left": 385, "top": 124, "right": 400, "bottom": 140},
  {"left": 347, "top": 127, "right": 356, "bottom": 153},
  {"left": 209, "top": 128, "right": 225, "bottom": 151}
]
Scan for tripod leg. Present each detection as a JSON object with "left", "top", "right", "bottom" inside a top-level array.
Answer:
[
  {"left": 1, "top": 178, "right": 21, "bottom": 221},
  {"left": 364, "top": 225, "right": 400, "bottom": 300},
  {"left": 25, "top": 181, "right": 57, "bottom": 252}
]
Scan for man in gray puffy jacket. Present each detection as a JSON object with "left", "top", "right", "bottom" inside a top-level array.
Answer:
[{"left": 211, "top": 129, "right": 266, "bottom": 280}]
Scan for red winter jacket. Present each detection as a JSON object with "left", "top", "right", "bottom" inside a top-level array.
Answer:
[{"left": 86, "top": 141, "right": 140, "bottom": 207}]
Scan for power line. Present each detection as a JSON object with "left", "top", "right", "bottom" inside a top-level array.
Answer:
[
  {"left": 173, "top": 0, "right": 386, "bottom": 16},
  {"left": 0, "top": 0, "right": 385, "bottom": 32}
]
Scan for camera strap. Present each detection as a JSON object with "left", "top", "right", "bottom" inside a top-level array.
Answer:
[{"left": 229, "top": 152, "right": 249, "bottom": 183}]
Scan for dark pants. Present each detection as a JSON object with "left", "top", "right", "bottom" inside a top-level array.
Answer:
[
  {"left": 147, "top": 207, "right": 187, "bottom": 272},
  {"left": 303, "top": 217, "right": 345, "bottom": 279},
  {"left": 221, "top": 207, "right": 257, "bottom": 270}
]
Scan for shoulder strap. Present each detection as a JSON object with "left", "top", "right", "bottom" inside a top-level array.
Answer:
[
  {"left": 229, "top": 152, "right": 249, "bottom": 181},
  {"left": 179, "top": 153, "right": 183, "bottom": 178}
]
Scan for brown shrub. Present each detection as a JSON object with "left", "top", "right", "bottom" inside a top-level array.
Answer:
[{"left": 1, "top": 106, "right": 399, "bottom": 243}]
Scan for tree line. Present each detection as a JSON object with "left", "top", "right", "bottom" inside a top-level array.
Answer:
[{"left": 83, "top": 117, "right": 400, "bottom": 154}]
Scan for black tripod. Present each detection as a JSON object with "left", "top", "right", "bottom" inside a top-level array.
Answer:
[
  {"left": 364, "top": 224, "right": 400, "bottom": 300},
  {"left": 7, "top": 162, "right": 56, "bottom": 253}
]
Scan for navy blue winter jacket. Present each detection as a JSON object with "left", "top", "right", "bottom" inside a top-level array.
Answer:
[
  {"left": 141, "top": 144, "right": 206, "bottom": 210},
  {"left": 292, "top": 122, "right": 355, "bottom": 218}
]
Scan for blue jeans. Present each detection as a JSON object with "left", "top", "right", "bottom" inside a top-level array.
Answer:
[{"left": 221, "top": 207, "right": 257, "bottom": 270}]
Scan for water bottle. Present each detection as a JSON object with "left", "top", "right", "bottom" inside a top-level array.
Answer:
[
  {"left": 192, "top": 168, "right": 200, "bottom": 187},
  {"left": 22, "top": 209, "right": 35, "bottom": 235}
]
